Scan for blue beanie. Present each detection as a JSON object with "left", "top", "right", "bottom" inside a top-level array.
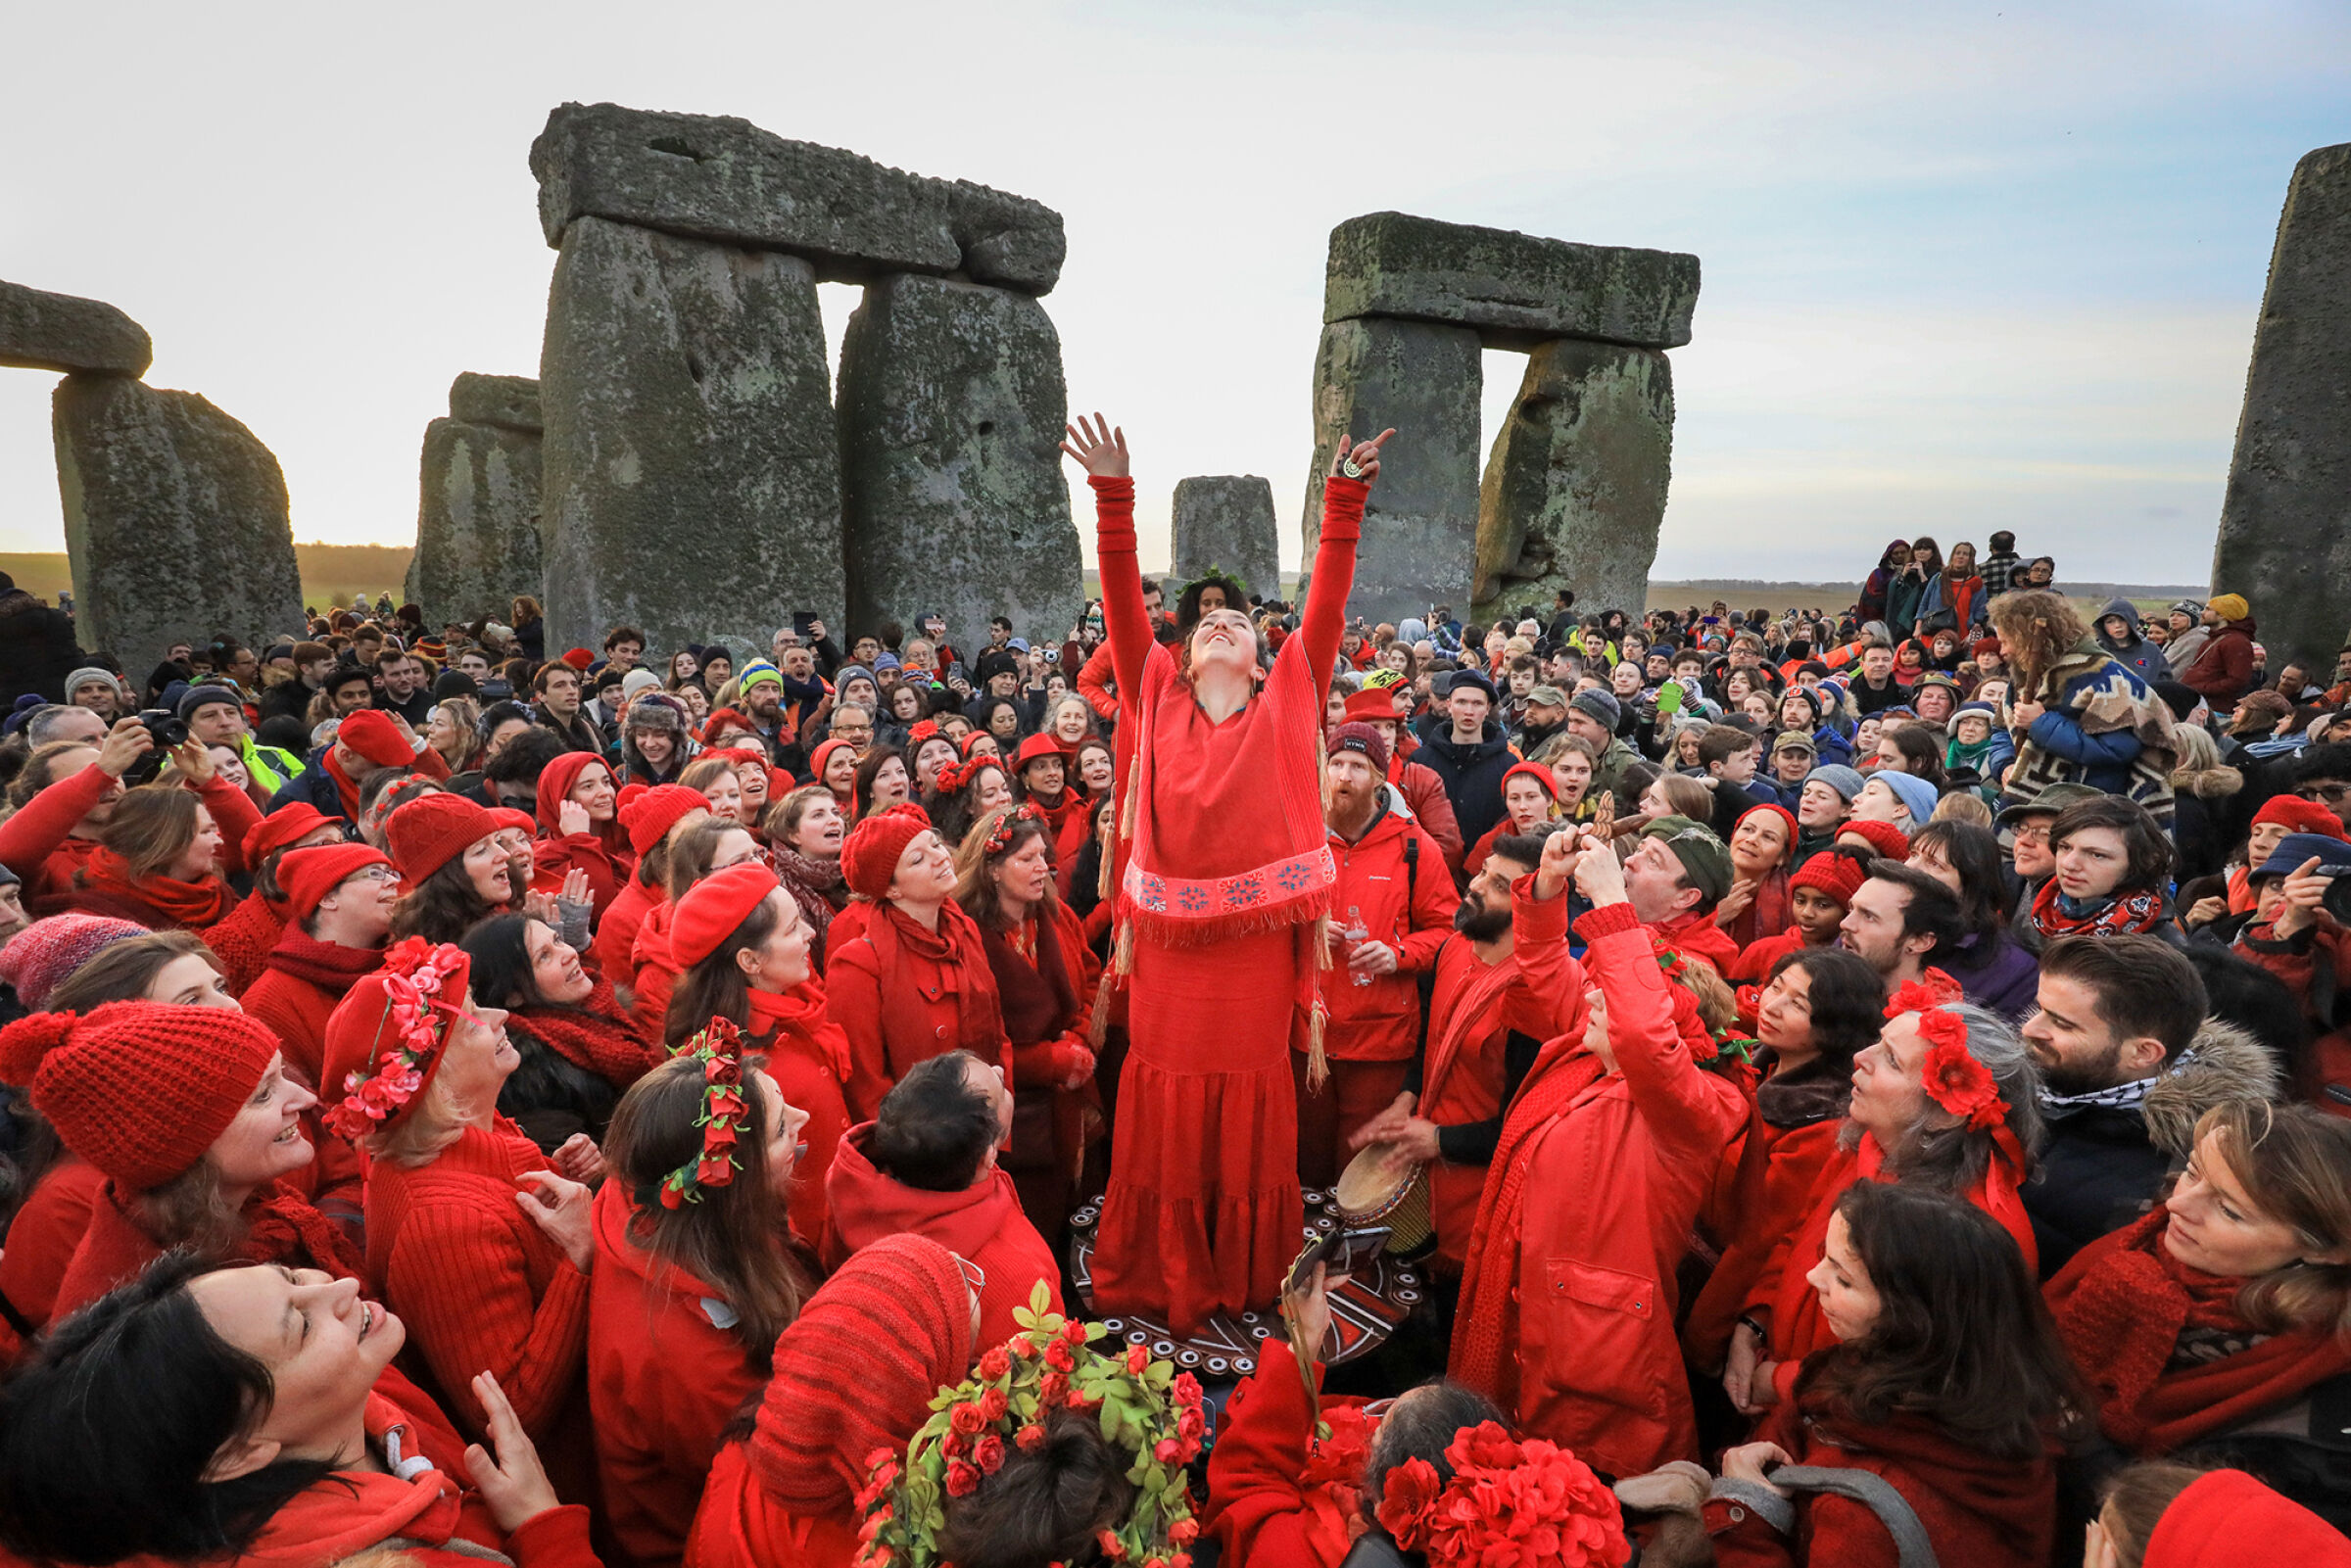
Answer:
[{"left": 1875, "top": 769, "right": 1941, "bottom": 825}]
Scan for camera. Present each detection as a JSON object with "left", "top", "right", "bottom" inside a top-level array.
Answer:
[{"left": 137, "top": 708, "right": 188, "bottom": 750}]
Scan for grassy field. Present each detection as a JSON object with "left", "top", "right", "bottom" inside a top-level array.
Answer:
[{"left": 0, "top": 546, "right": 416, "bottom": 614}]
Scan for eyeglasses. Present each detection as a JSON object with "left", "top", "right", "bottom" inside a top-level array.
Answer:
[
  {"left": 349, "top": 866, "right": 402, "bottom": 883},
  {"left": 2010, "top": 825, "right": 2052, "bottom": 844},
  {"left": 954, "top": 1256, "right": 986, "bottom": 1297},
  {"left": 2297, "top": 784, "right": 2351, "bottom": 802}
]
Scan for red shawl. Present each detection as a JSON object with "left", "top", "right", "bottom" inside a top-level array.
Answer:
[
  {"left": 2043, "top": 1208, "right": 2351, "bottom": 1453},
  {"left": 1722, "top": 868, "right": 1793, "bottom": 950},
  {"left": 72, "top": 847, "right": 233, "bottom": 930},
  {"left": 266, "top": 928, "right": 388, "bottom": 990},
  {"left": 2030, "top": 879, "right": 2164, "bottom": 941},
  {"left": 508, "top": 975, "right": 664, "bottom": 1089}
]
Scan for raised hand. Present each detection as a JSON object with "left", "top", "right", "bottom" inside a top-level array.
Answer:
[
  {"left": 1328, "top": 428, "right": 1398, "bottom": 484},
  {"left": 1060, "top": 412, "right": 1129, "bottom": 478},
  {"left": 97, "top": 718, "right": 153, "bottom": 780},
  {"left": 463, "top": 1372, "right": 563, "bottom": 1533}
]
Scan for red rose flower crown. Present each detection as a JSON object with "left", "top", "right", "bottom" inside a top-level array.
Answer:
[
  {"left": 653, "top": 1016, "right": 748, "bottom": 1209},
  {"left": 323, "top": 937, "right": 467, "bottom": 1142},
  {"left": 855, "top": 1282, "right": 1204, "bottom": 1568}
]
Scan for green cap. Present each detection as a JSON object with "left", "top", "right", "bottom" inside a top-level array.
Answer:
[
  {"left": 1641, "top": 815, "right": 1734, "bottom": 903},
  {"left": 1993, "top": 781, "right": 2103, "bottom": 827}
]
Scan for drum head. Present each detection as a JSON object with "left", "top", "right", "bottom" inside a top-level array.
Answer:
[{"left": 1335, "top": 1141, "right": 1413, "bottom": 1215}]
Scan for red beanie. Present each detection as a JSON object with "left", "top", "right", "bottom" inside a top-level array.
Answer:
[
  {"left": 277, "top": 844, "right": 393, "bottom": 923},
  {"left": 1839, "top": 818, "right": 1911, "bottom": 862},
  {"left": 1789, "top": 849, "right": 1867, "bottom": 908},
  {"left": 319, "top": 941, "right": 472, "bottom": 1121},
  {"left": 1737, "top": 802, "right": 1799, "bottom": 846},
  {"left": 244, "top": 802, "right": 336, "bottom": 869},
  {"left": 749, "top": 1233, "right": 975, "bottom": 1515},
  {"left": 385, "top": 792, "right": 500, "bottom": 885},
  {"left": 0, "top": 915, "right": 149, "bottom": 1013},
  {"left": 671, "top": 861, "right": 782, "bottom": 970},
  {"left": 2145, "top": 1468, "right": 2351, "bottom": 1567},
  {"left": 2253, "top": 795, "right": 2347, "bottom": 839},
  {"left": 808, "top": 737, "right": 857, "bottom": 790},
  {"left": 0, "top": 1003, "right": 280, "bottom": 1189},
  {"left": 1343, "top": 686, "right": 1404, "bottom": 724},
  {"left": 957, "top": 732, "right": 995, "bottom": 760},
  {"left": 490, "top": 807, "right": 536, "bottom": 836},
  {"left": 841, "top": 803, "right": 935, "bottom": 902},
  {"left": 700, "top": 706, "right": 754, "bottom": 744},
  {"left": 336, "top": 710, "right": 413, "bottom": 769},
  {"left": 1501, "top": 760, "right": 1559, "bottom": 803},
  {"left": 621, "top": 784, "right": 710, "bottom": 858},
  {"left": 561, "top": 647, "right": 595, "bottom": 672}
]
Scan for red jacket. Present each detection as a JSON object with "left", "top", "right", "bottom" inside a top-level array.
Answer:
[
  {"left": 1708, "top": 1402, "right": 2055, "bottom": 1568},
  {"left": 363, "top": 1117, "right": 592, "bottom": 1443},
  {"left": 821, "top": 1121, "right": 1062, "bottom": 1349},
  {"left": 2182, "top": 619, "right": 2257, "bottom": 707},
  {"left": 587, "top": 1181, "right": 764, "bottom": 1568},
  {"left": 1655, "top": 906, "right": 1742, "bottom": 976},
  {"left": 628, "top": 898, "right": 681, "bottom": 1034},
  {"left": 1450, "top": 902, "right": 1750, "bottom": 1477},
  {"left": 595, "top": 874, "right": 660, "bottom": 981},
  {"left": 2234, "top": 918, "right": 2351, "bottom": 1113},
  {"left": 1318, "top": 797, "right": 1460, "bottom": 1062},
  {"left": 825, "top": 900, "right": 1011, "bottom": 1119},
  {"left": 0, "top": 1156, "right": 101, "bottom": 1331},
  {"left": 1683, "top": 1112, "right": 1843, "bottom": 1367},
  {"left": 1388, "top": 748, "right": 1464, "bottom": 876}
]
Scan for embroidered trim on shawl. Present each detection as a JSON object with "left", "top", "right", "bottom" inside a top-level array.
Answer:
[{"left": 1121, "top": 846, "right": 1334, "bottom": 927}]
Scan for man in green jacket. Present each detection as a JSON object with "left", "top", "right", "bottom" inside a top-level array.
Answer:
[{"left": 183, "top": 684, "right": 307, "bottom": 799}]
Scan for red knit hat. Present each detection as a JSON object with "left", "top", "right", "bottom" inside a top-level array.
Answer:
[
  {"left": 1330, "top": 720, "right": 1390, "bottom": 773},
  {"left": 1737, "top": 802, "right": 1799, "bottom": 846},
  {"left": 318, "top": 940, "right": 472, "bottom": 1122},
  {"left": 490, "top": 807, "right": 536, "bottom": 836},
  {"left": 671, "top": 860, "right": 783, "bottom": 970},
  {"left": 0, "top": 1003, "right": 281, "bottom": 1189},
  {"left": 701, "top": 706, "right": 755, "bottom": 744},
  {"left": 336, "top": 710, "right": 412, "bottom": 769},
  {"left": 808, "top": 737, "right": 857, "bottom": 789},
  {"left": 0, "top": 915, "right": 149, "bottom": 1013},
  {"left": 749, "top": 1232, "right": 975, "bottom": 1515},
  {"left": 244, "top": 802, "right": 336, "bottom": 868},
  {"left": 2252, "top": 795, "right": 2347, "bottom": 839},
  {"left": 1343, "top": 686, "right": 1404, "bottom": 724},
  {"left": 1789, "top": 849, "right": 1867, "bottom": 908},
  {"left": 841, "top": 803, "right": 935, "bottom": 902},
  {"left": 2145, "top": 1468, "right": 2351, "bottom": 1567},
  {"left": 385, "top": 792, "right": 500, "bottom": 884},
  {"left": 1838, "top": 818, "right": 1911, "bottom": 861},
  {"left": 560, "top": 647, "right": 595, "bottom": 672},
  {"left": 1012, "top": 732, "right": 1067, "bottom": 772},
  {"left": 277, "top": 843, "right": 393, "bottom": 923},
  {"left": 1501, "top": 761, "right": 1559, "bottom": 803},
  {"left": 621, "top": 783, "right": 710, "bottom": 858}
]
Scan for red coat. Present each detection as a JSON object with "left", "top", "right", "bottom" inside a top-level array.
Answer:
[
  {"left": 1318, "top": 800, "right": 1460, "bottom": 1063},
  {"left": 821, "top": 1121, "right": 1061, "bottom": 1349},
  {"left": 363, "top": 1117, "right": 592, "bottom": 1443},
  {"left": 1449, "top": 901, "right": 1750, "bottom": 1477},
  {"left": 587, "top": 1181, "right": 763, "bottom": 1568},
  {"left": 1707, "top": 1402, "right": 2056, "bottom": 1568},
  {"left": 242, "top": 930, "right": 387, "bottom": 1088},
  {"left": 744, "top": 983, "right": 855, "bottom": 1246},
  {"left": 628, "top": 898, "right": 682, "bottom": 1034},
  {"left": 825, "top": 900, "right": 1010, "bottom": 1119},
  {"left": 594, "top": 874, "right": 660, "bottom": 981},
  {"left": 1684, "top": 1112, "right": 1844, "bottom": 1367},
  {"left": 2181, "top": 620, "right": 2257, "bottom": 707},
  {"left": 1654, "top": 906, "right": 1741, "bottom": 975},
  {"left": 1388, "top": 749, "right": 1465, "bottom": 876},
  {"left": 0, "top": 1156, "right": 101, "bottom": 1330}
]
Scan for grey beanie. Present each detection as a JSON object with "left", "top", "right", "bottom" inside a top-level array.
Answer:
[
  {"left": 1804, "top": 763, "right": 1866, "bottom": 802},
  {"left": 1570, "top": 688, "right": 1622, "bottom": 729},
  {"left": 64, "top": 666, "right": 118, "bottom": 701}
]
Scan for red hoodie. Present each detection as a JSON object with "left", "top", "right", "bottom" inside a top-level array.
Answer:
[
  {"left": 821, "top": 1121, "right": 1061, "bottom": 1349},
  {"left": 534, "top": 752, "right": 633, "bottom": 919}
]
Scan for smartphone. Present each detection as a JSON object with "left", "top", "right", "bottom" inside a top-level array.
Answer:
[
  {"left": 1656, "top": 680, "right": 1683, "bottom": 716},
  {"left": 1287, "top": 1224, "right": 1392, "bottom": 1296},
  {"left": 792, "top": 610, "right": 817, "bottom": 638}
]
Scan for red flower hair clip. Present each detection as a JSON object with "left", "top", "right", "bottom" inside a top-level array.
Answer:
[
  {"left": 934, "top": 758, "right": 978, "bottom": 795},
  {"left": 908, "top": 719, "right": 942, "bottom": 745},
  {"left": 656, "top": 1017, "right": 748, "bottom": 1209},
  {"left": 1372, "top": 1422, "right": 1625, "bottom": 1567},
  {"left": 984, "top": 803, "right": 1043, "bottom": 857},
  {"left": 1885, "top": 968, "right": 2006, "bottom": 1130},
  {"left": 323, "top": 937, "right": 468, "bottom": 1142}
]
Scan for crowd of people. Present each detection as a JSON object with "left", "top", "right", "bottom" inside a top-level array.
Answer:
[{"left": 0, "top": 441, "right": 2342, "bottom": 1567}]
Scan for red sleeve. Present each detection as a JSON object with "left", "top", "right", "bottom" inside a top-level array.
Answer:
[
  {"left": 410, "top": 744, "right": 454, "bottom": 782},
  {"left": 1078, "top": 641, "right": 1121, "bottom": 721},
  {"left": 1501, "top": 875, "right": 1585, "bottom": 1040},
  {"left": 1396, "top": 828, "right": 1462, "bottom": 973},
  {"left": 1406, "top": 768, "right": 1465, "bottom": 877},
  {"left": 1296, "top": 478, "right": 1368, "bottom": 701},
  {"left": 0, "top": 763, "right": 111, "bottom": 880},
  {"left": 198, "top": 776, "right": 264, "bottom": 877},
  {"left": 1577, "top": 904, "right": 1745, "bottom": 1155},
  {"left": 504, "top": 1504, "right": 604, "bottom": 1568},
  {"left": 1202, "top": 1356, "right": 1324, "bottom": 1568},
  {"left": 1090, "top": 476, "right": 1157, "bottom": 711},
  {"left": 383, "top": 1204, "right": 591, "bottom": 1442},
  {"left": 825, "top": 939, "right": 894, "bottom": 1120},
  {"left": 534, "top": 836, "right": 622, "bottom": 919}
]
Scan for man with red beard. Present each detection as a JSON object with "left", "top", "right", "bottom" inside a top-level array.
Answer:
[
  {"left": 1338, "top": 683, "right": 1464, "bottom": 877},
  {"left": 1297, "top": 722, "right": 1462, "bottom": 1185}
]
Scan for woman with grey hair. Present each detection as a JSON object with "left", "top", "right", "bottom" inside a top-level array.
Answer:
[{"left": 1723, "top": 979, "right": 2043, "bottom": 1415}]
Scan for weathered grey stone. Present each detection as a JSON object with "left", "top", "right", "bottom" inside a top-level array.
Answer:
[
  {"left": 405, "top": 417, "right": 545, "bottom": 624},
  {"left": 1302, "top": 319, "right": 1483, "bottom": 625},
  {"left": 1473, "top": 340, "right": 1674, "bottom": 624},
  {"left": 448, "top": 372, "right": 542, "bottom": 432},
  {"left": 1324, "top": 212, "right": 1699, "bottom": 351},
  {"left": 837, "top": 274, "right": 1081, "bottom": 651},
  {"left": 52, "top": 376, "right": 303, "bottom": 667},
  {"left": 2211, "top": 143, "right": 2351, "bottom": 675},
  {"left": 540, "top": 216, "right": 844, "bottom": 657},
  {"left": 530, "top": 103, "right": 1064, "bottom": 293},
  {"left": 0, "top": 279, "right": 151, "bottom": 376},
  {"left": 1171, "top": 477, "right": 1280, "bottom": 603}
]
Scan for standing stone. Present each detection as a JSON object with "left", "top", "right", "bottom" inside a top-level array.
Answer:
[
  {"left": 406, "top": 375, "right": 545, "bottom": 625},
  {"left": 1171, "top": 476, "right": 1280, "bottom": 603},
  {"left": 836, "top": 273, "right": 1081, "bottom": 651},
  {"left": 52, "top": 376, "right": 303, "bottom": 668},
  {"left": 1473, "top": 340, "right": 1674, "bottom": 624},
  {"left": 2210, "top": 142, "right": 2351, "bottom": 674},
  {"left": 540, "top": 216, "right": 844, "bottom": 656},
  {"left": 1302, "top": 318, "right": 1482, "bottom": 625},
  {"left": 0, "top": 279, "right": 152, "bottom": 375}
]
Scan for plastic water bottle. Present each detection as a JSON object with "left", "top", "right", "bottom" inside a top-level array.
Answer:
[{"left": 1344, "top": 905, "right": 1371, "bottom": 986}]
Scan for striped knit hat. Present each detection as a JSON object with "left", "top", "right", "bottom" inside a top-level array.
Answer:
[
  {"left": 749, "top": 1232, "right": 974, "bottom": 1514},
  {"left": 0, "top": 915, "right": 150, "bottom": 1012}
]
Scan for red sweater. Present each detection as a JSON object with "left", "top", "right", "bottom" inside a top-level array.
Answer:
[
  {"left": 594, "top": 876, "right": 660, "bottom": 981},
  {"left": 363, "top": 1117, "right": 591, "bottom": 1443},
  {"left": 1202, "top": 1357, "right": 1367, "bottom": 1568},
  {"left": 587, "top": 1181, "right": 764, "bottom": 1568},
  {"left": 0, "top": 762, "right": 114, "bottom": 900},
  {"left": 206, "top": 890, "right": 286, "bottom": 994}
]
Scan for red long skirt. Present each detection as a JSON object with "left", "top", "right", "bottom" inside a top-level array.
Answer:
[{"left": 1089, "top": 926, "right": 1304, "bottom": 1336}]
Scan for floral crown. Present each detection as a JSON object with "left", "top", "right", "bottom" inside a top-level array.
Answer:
[
  {"left": 1886, "top": 970, "right": 2006, "bottom": 1131},
  {"left": 933, "top": 757, "right": 980, "bottom": 795},
  {"left": 1373, "top": 1422, "right": 1625, "bottom": 1568},
  {"left": 1649, "top": 936, "right": 1753, "bottom": 1073},
  {"left": 856, "top": 1284, "right": 1202, "bottom": 1568},
  {"left": 324, "top": 938, "right": 467, "bottom": 1141},
  {"left": 651, "top": 1017, "right": 748, "bottom": 1209},
  {"left": 983, "top": 802, "right": 1044, "bottom": 857}
]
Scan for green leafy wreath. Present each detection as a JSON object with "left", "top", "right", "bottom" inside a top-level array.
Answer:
[{"left": 854, "top": 1283, "right": 1205, "bottom": 1567}]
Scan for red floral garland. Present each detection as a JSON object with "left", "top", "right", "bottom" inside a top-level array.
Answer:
[
  {"left": 656, "top": 1017, "right": 748, "bottom": 1209},
  {"left": 1371, "top": 1421, "right": 1625, "bottom": 1568},
  {"left": 1885, "top": 969, "right": 2006, "bottom": 1130},
  {"left": 983, "top": 802, "right": 1044, "bottom": 857},
  {"left": 322, "top": 937, "right": 468, "bottom": 1142}
]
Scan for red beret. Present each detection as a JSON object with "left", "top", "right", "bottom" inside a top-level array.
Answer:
[
  {"left": 277, "top": 843, "right": 393, "bottom": 922},
  {"left": 1343, "top": 686, "right": 1405, "bottom": 724},
  {"left": 841, "top": 802, "right": 935, "bottom": 902},
  {"left": 1789, "top": 849, "right": 1867, "bottom": 907},
  {"left": 621, "top": 783, "right": 710, "bottom": 858},
  {"left": 245, "top": 802, "right": 337, "bottom": 868},
  {"left": 336, "top": 710, "right": 413, "bottom": 769},
  {"left": 2252, "top": 795, "right": 2346, "bottom": 839},
  {"left": 386, "top": 792, "right": 500, "bottom": 885},
  {"left": 490, "top": 807, "right": 536, "bottom": 836},
  {"left": 671, "top": 860, "right": 782, "bottom": 970}
]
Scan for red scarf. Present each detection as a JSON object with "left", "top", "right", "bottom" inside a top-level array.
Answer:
[
  {"left": 746, "top": 978, "right": 854, "bottom": 1083},
  {"left": 323, "top": 746, "right": 365, "bottom": 821},
  {"left": 2044, "top": 1207, "right": 2351, "bottom": 1452},
  {"left": 2030, "top": 879, "right": 2163, "bottom": 941},
  {"left": 75, "top": 848, "right": 232, "bottom": 929},
  {"left": 264, "top": 928, "right": 386, "bottom": 989},
  {"left": 1723, "top": 868, "right": 1793, "bottom": 949},
  {"left": 508, "top": 975, "right": 664, "bottom": 1088},
  {"left": 857, "top": 901, "right": 1004, "bottom": 1065}
]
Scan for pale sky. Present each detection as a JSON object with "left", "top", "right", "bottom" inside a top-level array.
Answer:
[{"left": 2, "top": 1, "right": 2343, "bottom": 586}]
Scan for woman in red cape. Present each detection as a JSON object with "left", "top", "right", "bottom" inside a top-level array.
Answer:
[{"left": 1064, "top": 414, "right": 1390, "bottom": 1334}]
